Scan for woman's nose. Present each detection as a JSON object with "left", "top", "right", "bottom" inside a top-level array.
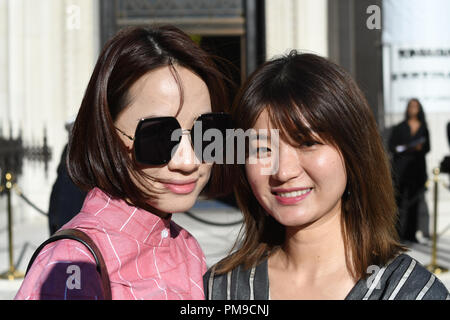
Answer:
[
  {"left": 167, "top": 134, "right": 201, "bottom": 172},
  {"left": 271, "top": 143, "right": 303, "bottom": 182}
]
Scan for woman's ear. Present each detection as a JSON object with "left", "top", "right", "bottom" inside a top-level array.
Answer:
[{"left": 115, "top": 129, "right": 133, "bottom": 153}]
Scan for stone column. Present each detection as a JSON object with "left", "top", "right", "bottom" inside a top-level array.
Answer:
[
  {"left": 2, "top": 0, "right": 100, "bottom": 223},
  {"left": 265, "top": 0, "right": 328, "bottom": 59}
]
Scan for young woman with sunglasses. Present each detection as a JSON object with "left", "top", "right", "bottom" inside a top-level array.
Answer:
[
  {"left": 16, "top": 26, "right": 232, "bottom": 300},
  {"left": 204, "top": 52, "right": 450, "bottom": 300}
]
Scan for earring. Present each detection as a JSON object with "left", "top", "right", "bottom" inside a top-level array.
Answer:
[{"left": 344, "top": 183, "right": 351, "bottom": 200}]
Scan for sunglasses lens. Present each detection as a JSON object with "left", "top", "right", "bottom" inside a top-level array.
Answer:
[
  {"left": 192, "top": 113, "right": 233, "bottom": 163},
  {"left": 134, "top": 117, "right": 180, "bottom": 165}
]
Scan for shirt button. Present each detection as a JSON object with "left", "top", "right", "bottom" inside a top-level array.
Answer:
[{"left": 161, "top": 229, "right": 169, "bottom": 239}]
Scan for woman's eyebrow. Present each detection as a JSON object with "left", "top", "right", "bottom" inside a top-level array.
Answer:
[
  {"left": 136, "top": 114, "right": 159, "bottom": 121},
  {"left": 257, "top": 132, "right": 271, "bottom": 139},
  {"left": 136, "top": 110, "right": 210, "bottom": 124},
  {"left": 248, "top": 131, "right": 273, "bottom": 142}
]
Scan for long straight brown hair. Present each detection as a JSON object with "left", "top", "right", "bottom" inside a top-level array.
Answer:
[
  {"left": 67, "top": 26, "right": 233, "bottom": 211},
  {"left": 216, "top": 51, "right": 405, "bottom": 280}
]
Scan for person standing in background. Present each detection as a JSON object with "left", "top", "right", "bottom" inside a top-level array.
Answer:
[
  {"left": 447, "top": 121, "right": 450, "bottom": 147},
  {"left": 441, "top": 121, "right": 450, "bottom": 177},
  {"left": 48, "top": 120, "right": 86, "bottom": 235},
  {"left": 389, "top": 98, "right": 430, "bottom": 243}
]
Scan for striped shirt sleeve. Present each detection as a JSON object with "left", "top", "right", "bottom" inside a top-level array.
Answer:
[
  {"left": 203, "top": 259, "right": 269, "bottom": 300},
  {"left": 349, "top": 254, "right": 450, "bottom": 300}
]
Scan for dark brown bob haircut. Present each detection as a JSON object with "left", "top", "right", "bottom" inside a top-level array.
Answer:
[
  {"left": 216, "top": 51, "right": 405, "bottom": 280},
  {"left": 67, "top": 26, "right": 232, "bottom": 210}
]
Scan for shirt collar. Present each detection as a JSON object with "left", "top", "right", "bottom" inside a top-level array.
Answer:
[{"left": 82, "top": 188, "right": 173, "bottom": 247}]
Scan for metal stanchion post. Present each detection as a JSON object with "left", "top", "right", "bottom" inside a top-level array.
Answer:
[
  {"left": 0, "top": 172, "right": 24, "bottom": 280},
  {"left": 426, "top": 167, "right": 448, "bottom": 275}
]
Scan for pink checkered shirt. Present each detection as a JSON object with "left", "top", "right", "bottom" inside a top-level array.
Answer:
[{"left": 15, "top": 188, "right": 207, "bottom": 300}]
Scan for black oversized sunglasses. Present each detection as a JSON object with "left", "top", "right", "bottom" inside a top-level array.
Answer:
[{"left": 116, "top": 112, "right": 233, "bottom": 166}]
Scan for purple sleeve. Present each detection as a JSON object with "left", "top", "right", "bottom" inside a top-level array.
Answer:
[{"left": 15, "top": 239, "right": 105, "bottom": 300}]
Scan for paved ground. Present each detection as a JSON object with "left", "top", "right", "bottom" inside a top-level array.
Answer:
[{"left": 1, "top": 198, "right": 450, "bottom": 300}]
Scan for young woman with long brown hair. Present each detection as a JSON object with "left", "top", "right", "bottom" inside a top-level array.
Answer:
[
  {"left": 16, "top": 25, "right": 232, "bottom": 300},
  {"left": 204, "top": 52, "right": 449, "bottom": 300}
]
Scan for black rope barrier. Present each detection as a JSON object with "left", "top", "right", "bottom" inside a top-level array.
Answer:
[
  {"left": 13, "top": 185, "right": 48, "bottom": 217},
  {"left": 10, "top": 184, "right": 243, "bottom": 227}
]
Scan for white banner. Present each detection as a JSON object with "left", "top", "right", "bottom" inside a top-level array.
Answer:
[
  {"left": 383, "top": 0, "right": 450, "bottom": 113},
  {"left": 383, "top": 0, "right": 450, "bottom": 46},
  {"left": 387, "top": 46, "right": 450, "bottom": 113}
]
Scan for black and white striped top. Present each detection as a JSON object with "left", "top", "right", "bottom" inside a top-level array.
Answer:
[{"left": 203, "top": 253, "right": 450, "bottom": 300}]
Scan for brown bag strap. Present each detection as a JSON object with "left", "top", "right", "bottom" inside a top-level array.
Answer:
[{"left": 26, "top": 228, "right": 112, "bottom": 300}]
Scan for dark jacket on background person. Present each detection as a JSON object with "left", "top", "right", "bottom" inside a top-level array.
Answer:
[
  {"left": 447, "top": 122, "right": 450, "bottom": 147},
  {"left": 388, "top": 120, "right": 430, "bottom": 242},
  {"left": 48, "top": 145, "right": 87, "bottom": 235},
  {"left": 388, "top": 120, "right": 430, "bottom": 191}
]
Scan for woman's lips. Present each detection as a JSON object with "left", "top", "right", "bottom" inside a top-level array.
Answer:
[
  {"left": 163, "top": 180, "right": 198, "bottom": 194},
  {"left": 272, "top": 187, "right": 313, "bottom": 205}
]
